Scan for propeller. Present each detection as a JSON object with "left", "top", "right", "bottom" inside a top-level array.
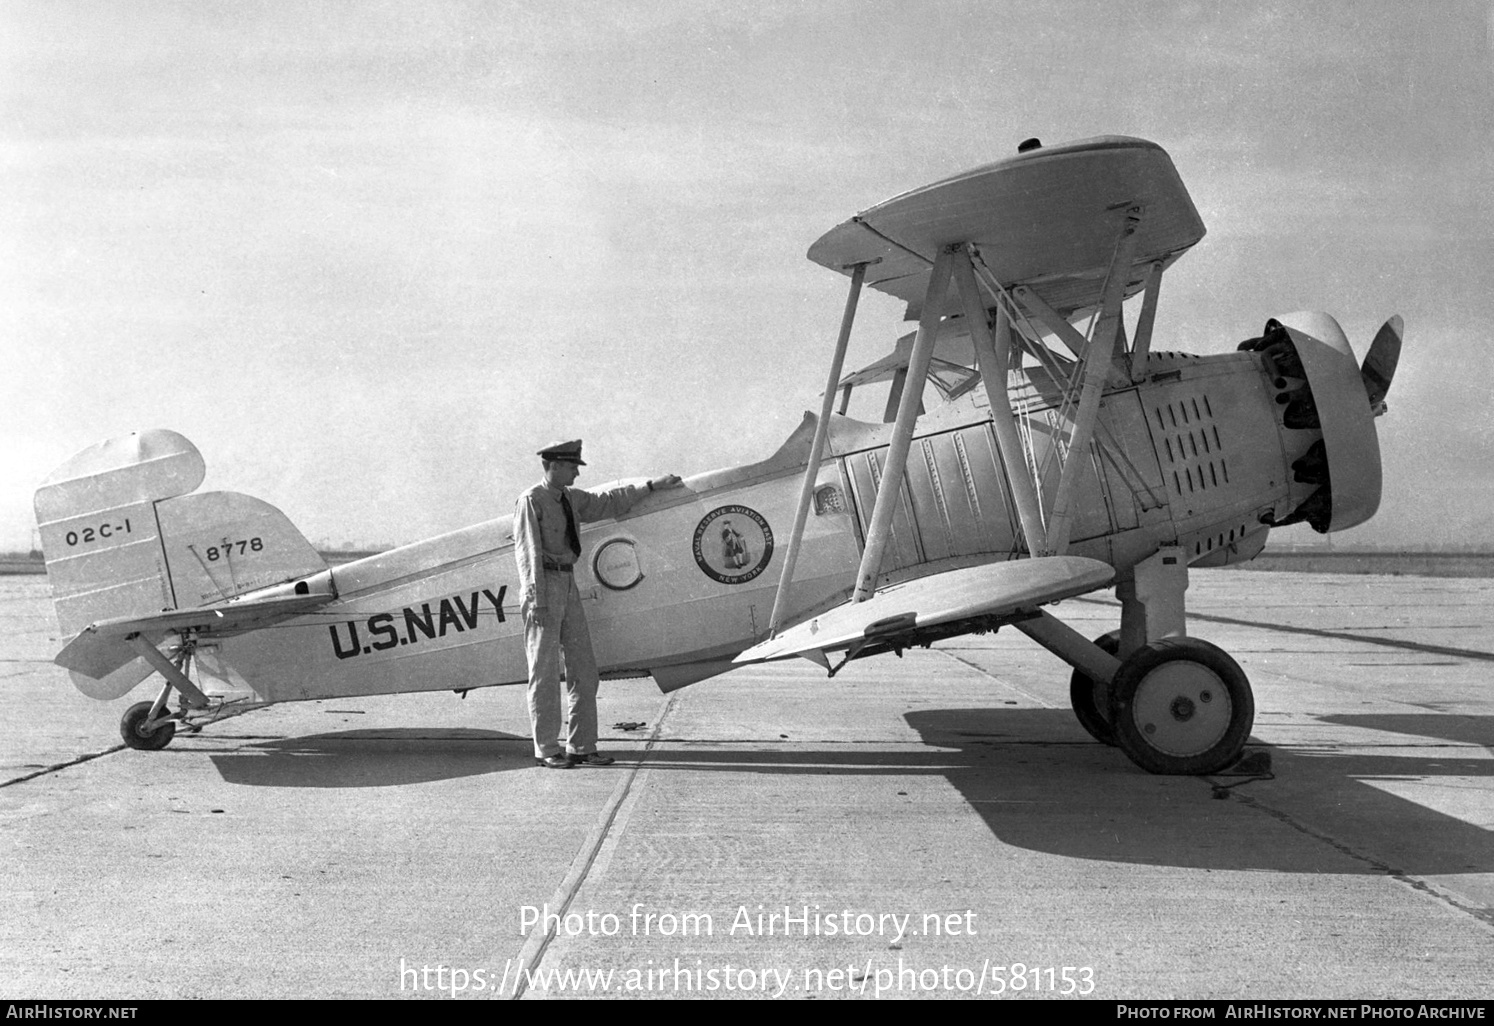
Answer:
[{"left": 1360, "top": 314, "right": 1402, "bottom": 416}]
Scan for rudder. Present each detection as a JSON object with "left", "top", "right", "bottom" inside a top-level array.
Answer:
[
  {"left": 35, "top": 430, "right": 204, "bottom": 636},
  {"left": 35, "top": 429, "right": 329, "bottom": 697}
]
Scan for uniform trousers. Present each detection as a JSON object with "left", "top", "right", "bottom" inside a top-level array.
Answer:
[{"left": 523, "top": 569, "right": 601, "bottom": 758}]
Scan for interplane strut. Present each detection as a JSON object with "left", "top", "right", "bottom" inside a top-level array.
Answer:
[
  {"left": 768, "top": 261, "right": 869, "bottom": 635},
  {"left": 770, "top": 199, "right": 1165, "bottom": 627},
  {"left": 852, "top": 247, "right": 957, "bottom": 602}
]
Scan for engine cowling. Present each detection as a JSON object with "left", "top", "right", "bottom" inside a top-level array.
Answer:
[{"left": 1243, "top": 312, "right": 1382, "bottom": 533}]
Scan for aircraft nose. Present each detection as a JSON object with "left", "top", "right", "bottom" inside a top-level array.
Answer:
[{"left": 1244, "top": 312, "right": 1392, "bottom": 534}]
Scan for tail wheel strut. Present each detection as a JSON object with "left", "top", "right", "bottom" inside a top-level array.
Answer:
[{"left": 117, "top": 638, "right": 200, "bottom": 752}]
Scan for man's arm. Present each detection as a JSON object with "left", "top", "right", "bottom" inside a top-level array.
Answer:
[
  {"left": 513, "top": 492, "right": 543, "bottom": 610},
  {"left": 570, "top": 475, "right": 685, "bottom": 523}
]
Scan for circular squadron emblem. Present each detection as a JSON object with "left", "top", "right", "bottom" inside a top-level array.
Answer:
[{"left": 692, "top": 505, "right": 774, "bottom": 585}]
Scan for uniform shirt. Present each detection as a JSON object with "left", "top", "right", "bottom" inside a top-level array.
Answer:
[{"left": 514, "top": 480, "right": 649, "bottom": 605}]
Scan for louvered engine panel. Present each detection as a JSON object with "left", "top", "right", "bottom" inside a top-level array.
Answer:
[{"left": 1144, "top": 367, "right": 1282, "bottom": 524}]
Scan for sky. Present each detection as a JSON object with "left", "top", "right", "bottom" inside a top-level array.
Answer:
[{"left": 3, "top": 0, "right": 1492, "bottom": 552}]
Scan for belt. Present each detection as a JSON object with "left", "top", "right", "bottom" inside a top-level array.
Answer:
[{"left": 542, "top": 557, "right": 575, "bottom": 573}]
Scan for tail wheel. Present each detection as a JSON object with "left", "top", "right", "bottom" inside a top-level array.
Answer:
[
  {"left": 1108, "top": 639, "right": 1254, "bottom": 775},
  {"left": 1069, "top": 631, "right": 1120, "bottom": 746},
  {"left": 120, "top": 701, "right": 176, "bottom": 751}
]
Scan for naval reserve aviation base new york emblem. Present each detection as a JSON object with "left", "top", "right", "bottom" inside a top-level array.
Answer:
[{"left": 692, "top": 505, "right": 774, "bottom": 585}]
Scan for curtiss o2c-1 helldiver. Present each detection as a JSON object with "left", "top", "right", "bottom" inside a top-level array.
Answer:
[{"left": 35, "top": 135, "right": 1402, "bottom": 775}]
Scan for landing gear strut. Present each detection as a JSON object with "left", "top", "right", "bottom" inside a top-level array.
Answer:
[
  {"left": 117, "top": 634, "right": 209, "bottom": 752},
  {"left": 1034, "top": 546, "right": 1257, "bottom": 775}
]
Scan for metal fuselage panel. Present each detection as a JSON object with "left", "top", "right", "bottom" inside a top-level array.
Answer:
[
  {"left": 198, "top": 469, "right": 863, "bottom": 703},
  {"left": 197, "top": 352, "right": 1286, "bottom": 703},
  {"left": 841, "top": 423, "right": 1021, "bottom": 574}
]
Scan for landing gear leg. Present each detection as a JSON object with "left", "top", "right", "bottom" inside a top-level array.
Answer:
[
  {"left": 118, "top": 634, "right": 208, "bottom": 752},
  {"left": 1107, "top": 547, "right": 1255, "bottom": 774},
  {"left": 1117, "top": 545, "right": 1189, "bottom": 653},
  {"left": 1063, "top": 548, "right": 1190, "bottom": 746}
]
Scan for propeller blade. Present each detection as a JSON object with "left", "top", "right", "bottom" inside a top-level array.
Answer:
[{"left": 1361, "top": 314, "right": 1402, "bottom": 412}]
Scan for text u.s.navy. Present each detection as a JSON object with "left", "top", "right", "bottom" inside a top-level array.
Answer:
[{"left": 328, "top": 586, "right": 507, "bottom": 660}]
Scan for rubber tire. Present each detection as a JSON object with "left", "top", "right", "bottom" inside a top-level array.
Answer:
[
  {"left": 1108, "top": 638, "right": 1253, "bottom": 775},
  {"left": 1069, "top": 631, "right": 1121, "bottom": 746},
  {"left": 120, "top": 701, "right": 176, "bottom": 751}
]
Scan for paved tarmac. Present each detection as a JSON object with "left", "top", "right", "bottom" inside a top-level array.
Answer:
[{"left": 1, "top": 570, "right": 1491, "bottom": 1000}]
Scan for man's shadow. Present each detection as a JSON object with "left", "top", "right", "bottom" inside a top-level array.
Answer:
[{"left": 209, "top": 727, "right": 532, "bottom": 788}]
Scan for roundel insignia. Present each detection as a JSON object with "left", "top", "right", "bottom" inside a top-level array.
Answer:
[
  {"left": 593, "top": 538, "right": 643, "bottom": 591},
  {"left": 692, "top": 505, "right": 774, "bottom": 585}
]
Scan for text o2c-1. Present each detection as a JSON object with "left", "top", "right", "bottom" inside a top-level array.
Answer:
[{"left": 64, "top": 519, "right": 133, "bottom": 547}]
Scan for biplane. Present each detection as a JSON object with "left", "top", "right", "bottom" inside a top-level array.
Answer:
[{"left": 35, "top": 135, "right": 1401, "bottom": 775}]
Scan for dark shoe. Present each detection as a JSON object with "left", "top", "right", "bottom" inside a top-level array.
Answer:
[
  {"left": 535, "top": 753, "right": 573, "bottom": 769},
  {"left": 570, "top": 752, "right": 615, "bottom": 766}
]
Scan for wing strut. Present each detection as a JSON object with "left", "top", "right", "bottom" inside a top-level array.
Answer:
[
  {"left": 767, "top": 261, "right": 870, "bottom": 636},
  {"left": 1042, "top": 207, "right": 1143, "bottom": 554},
  {"left": 1010, "top": 284, "right": 1131, "bottom": 390},
  {"left": 1128, "top": 260, "right": 1164, "bottom": 381},
  {"left": 951, "top": 248, "right": 1049, "bottom": 557},
  {"left": 853, "top": 246, "right": 956, "bottom": 602}
]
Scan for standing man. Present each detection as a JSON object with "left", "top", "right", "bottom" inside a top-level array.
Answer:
[{"left": 515, "top": 440, "right": 684, "bottom": 769}]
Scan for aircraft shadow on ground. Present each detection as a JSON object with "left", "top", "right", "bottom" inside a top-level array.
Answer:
[
  {"left": 209, "top": 727, "right": 531, "bottom": 788},
  {"left": 1315, "top": 712, "right": 1494, "bottom": 748},
  {"left": 631, "top": 708, "right": 1493, "bottom": 877},
  {"left": 902, "top": 708, "right": 1494, "bottom": 876},
  {"left": 204, "top": 712, "right": 1493, "bottom": 877}
]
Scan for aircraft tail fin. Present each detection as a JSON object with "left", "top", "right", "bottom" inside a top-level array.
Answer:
[{"left": 35, "top": 430, "right": 328, "bottom": 695}]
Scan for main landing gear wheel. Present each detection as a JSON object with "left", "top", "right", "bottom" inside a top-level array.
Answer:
[
  {"left": 1069, "top": 631, "right": 1120, "bottom": 746},
  {"left": 1108, "top": 639, "right": 1253, "bottom": 775},
  {"left": 120, "top": 702, "right": 176, "bottom": 751}
]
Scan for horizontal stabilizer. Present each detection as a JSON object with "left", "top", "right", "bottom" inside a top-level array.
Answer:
[
  {"left": 56, "top": 591, "right": 334, "bottom": 684},
  {"left": 734, "top": 556, "right": 1113, "bottom": 665},
  {"left": 67, "top": 651, "right": 160, "bottom": 701}
]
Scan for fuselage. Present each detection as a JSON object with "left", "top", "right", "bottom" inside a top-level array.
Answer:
[{"left": 195, "top": 346, "right": 1306, "bottom": 704}]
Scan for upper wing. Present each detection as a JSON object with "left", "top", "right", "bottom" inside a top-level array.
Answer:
[
  {"left": 807, "top": 136, "right": 1203, "bottom": 320},
  {"left": 55, "top": 592, "right": 334, "bottom": 689},
  {"left": 735, "top": 556, "right": 1113, "bottom": 665}
]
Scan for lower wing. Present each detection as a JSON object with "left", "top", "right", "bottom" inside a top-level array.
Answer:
[{"left": 735, "top": 556, "right": 1114, "bottom": 666}]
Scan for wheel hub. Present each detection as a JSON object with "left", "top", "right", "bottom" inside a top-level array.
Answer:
[{"left": 1130, "top": 662, "right": 1233, "bottom": 757}]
